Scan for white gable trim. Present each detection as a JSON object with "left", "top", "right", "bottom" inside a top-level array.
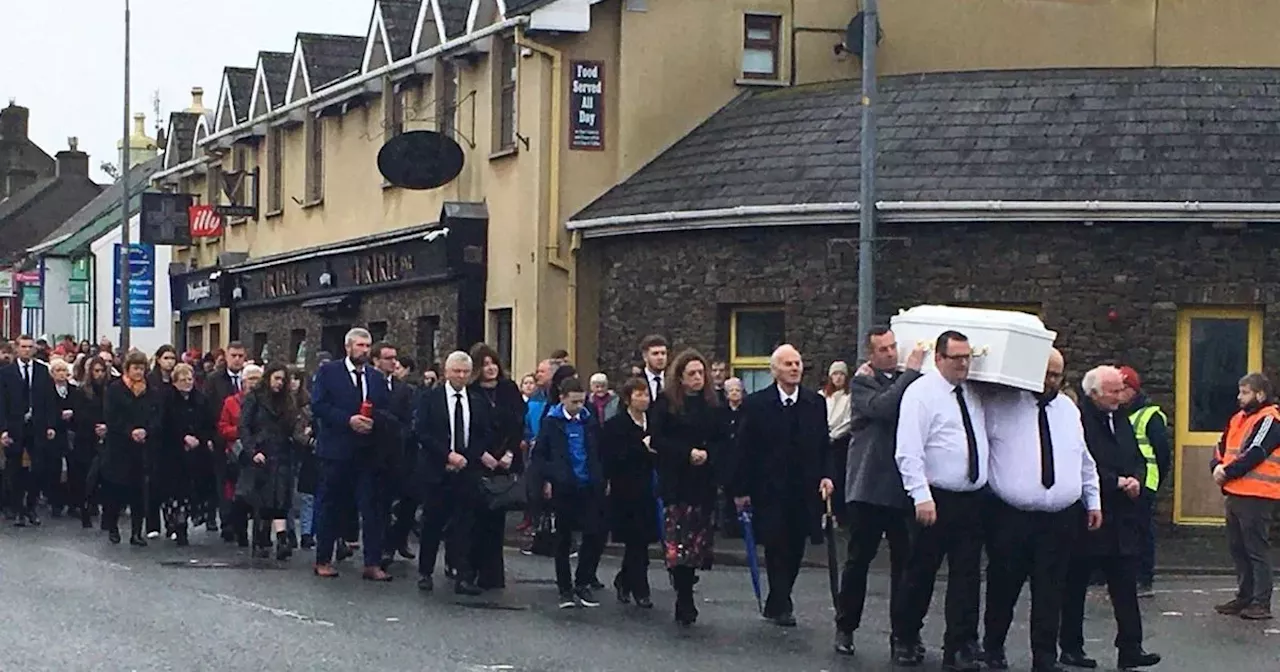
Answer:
[
  {"left": 412, "top": 0, "right": 449, "bottom": 53},
  {"left": 192, "top": 115, "right": 210, "bottom": 157},
  {"left": 248, "top": 60, "right": 272, "bottom": 119},
  {"left": 361, "top": 2, "right": 395, "bottom": 74},
  {"left": 163, "top": 116, "right": 180, "bottom": 169},
  {"left": 284, "top": 44, "right": 313, "bottom": 105},
  {"left": 466, "top": 0, "right": 508, "bottom": 34},
  {"left": 214, "top": 72, "right": 238, "bottom": 133}
]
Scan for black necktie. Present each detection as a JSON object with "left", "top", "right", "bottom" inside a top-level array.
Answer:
[
  {"left": 22, "top": 363, "right": 31, "bottom": 410},
  {"left": 353, "top": 368, "right": 364, "bottom": 400},
  {"left": 654, "top": 375, "right": 663, "bottom": 398},
  {"left": 231, "top": 373, "right": 241, "bottom": 392},
  {"left": 453, "top": 392, "right": 466, "bottom": 454},
  {"left": 954, "top": 385, "right": 980, "bottom": 483},
  {"left": 784, "top": 398, "right": 794, "bottom": 407},
  {"left": 1038, "top": 396, "right": 1056, "bottom": 489}
]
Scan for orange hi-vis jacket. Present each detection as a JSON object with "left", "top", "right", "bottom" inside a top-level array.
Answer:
[{"left": 1215, "top": 404, "right": 1280, "bottom": 500}]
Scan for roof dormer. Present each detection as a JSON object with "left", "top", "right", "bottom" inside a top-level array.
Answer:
[
  {"left": 467, "top": 0, "right": 506, "bottom": 33},
  {"left": 364, "top": 1, "right": 421, "bottom": 73},
  {"left": 213, "top": 66, "right": 255, "bottom": 134},
  {"left": 248, "top": 51, "right": 293, "bottom": 120}
]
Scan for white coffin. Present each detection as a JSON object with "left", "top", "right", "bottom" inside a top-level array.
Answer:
[{"left": 889, "top": 305, "right": 1057, "bottom": 392}]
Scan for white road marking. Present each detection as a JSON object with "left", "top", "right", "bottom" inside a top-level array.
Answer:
[
  {"left": 42, "top": 547, "right": 132, "bottom": 572},
  {"left": 200, "top": 592, "right": 335, "bottom": 627},
  {"left": 385, "top": 617, "right": 400, "bottom": 622},
  {"left": 1161, "top": 611, "right": 1183, "bottom": 616},
  {"left": 1152, "top": 587, "right": 1235, "bottom": 595},
  {"left": 1264, "top": 628, "right": 1280, "bottom": 635}
]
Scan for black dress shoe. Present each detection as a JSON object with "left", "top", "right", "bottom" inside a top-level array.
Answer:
[
  {"left": 1117, "top": 649, "right": 1161, "bottom": 670},
  {"left": 108, "top": 529, "right": 121, "bottom": 544},
  {"left": 396, "top": 545, "right": 416, "bottom": 560},
  {"left": 1060, "top": 651, "right": 1098, "bottom": 669},
  {"left": 417, "top": 576, "right": 434, "bottom": 592},
  {"left": 770, "top": 612, "right": 797, "bottom": 627},
  {"left": 206, "top": 519, "right": 219, "bottom": 532},
  {"left": 833, "top": 630, "right": 855, "bottom": 656},
  {"left": 942, "top": 649, "right": 981, "bottom": 672},
  {"left": 336, "top": 542, "right": 354, "bottom": 562},
  {"left": 634, "top": 595, "right": 654, "bottom": 609},
  {"left": 25, "top": 511, "right": 41, "bottom": 527},
  {"left": 301, "top": 534, "right": 314, "bottom": 549},
  {"left": 129, "top": 535, "right": 148, "bottom": 547},
  {"left": 983, "top": 648, "right": 1010, "bottom": 670},
  {"left": 891, "top": 639, "right": 925, "bottom": 667},
  {"left": 455, "top": 580, "right": 483, "bottom": 596},
  {"left": 615, "top": 583, "right": 632, "bottom": 604},
  {"left": 589, "top": 578, "right": 605, "bottom": 591}
]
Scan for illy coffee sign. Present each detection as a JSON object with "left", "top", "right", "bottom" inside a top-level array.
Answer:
[{"left": 569, "top": 60, "right": 604, "bottom": 151}]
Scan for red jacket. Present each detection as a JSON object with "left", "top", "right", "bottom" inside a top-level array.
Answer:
[{"left": 217, "top": 392, "right": 244, "bottom": 449}]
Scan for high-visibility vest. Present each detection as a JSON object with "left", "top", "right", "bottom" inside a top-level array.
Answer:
[
  {"left": 1129, "top": 404, "right": 1167, "bottom": 492},
  {"left": 1216, "top": 405, "right": 1280, "bottom": 500}
]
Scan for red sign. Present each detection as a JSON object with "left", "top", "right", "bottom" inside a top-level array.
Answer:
[{"left": 188, "top": 205, "right": 224, "bottom": 238}]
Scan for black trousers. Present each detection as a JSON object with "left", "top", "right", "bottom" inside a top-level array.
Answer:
[
  {"left": 982, "top": 500, "right": 1080, "bottom": 665},
  {"left": 556, "top": 522, "right": 605, "bottom": 593},
  {"left": 764, "top": 509, "right": 811, "bottom": 617},
  {"left": 102, "top": 481, "right": 144, "bottom": 536},
  {"left": 1060, "top": 552, "right": 1144, "bottom": 654},
  {"left": 836, "top": 501, "right": 911, "bottom": 634},
  {"left": 66, "top": 450, "right": 94, "bottom": 511},
  {"left": 4, "top": 464, "right": 37, "bottom": 514},
  {"left": 617, "top": 540, "right": 652, "bottom": 599},
  {"left": 471, "top": 507, "right": 507, "bottom": 588},
  {"left": 418, "top": 477, "right": 476, "bottom": 582},
  {"left": 892, "top": 488, "right": 985, "bottom": 654},
  {"left": 383, "top": 496, "right": 419, "bottom": 553}
]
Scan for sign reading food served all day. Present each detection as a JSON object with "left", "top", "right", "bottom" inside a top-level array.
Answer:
[{"left": 569, "top": 60, "right": 605, "bottom": 150}]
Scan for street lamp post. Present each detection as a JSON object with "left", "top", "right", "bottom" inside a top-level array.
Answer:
[
  {"left": 855, "top": 0, "right": 879, "bottom": 362},
  {"left": 119, "top": 0, "right": 132, "bottom": 352}
]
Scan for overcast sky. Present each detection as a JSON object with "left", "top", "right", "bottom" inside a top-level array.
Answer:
[{"left": 1, "top": 0, "right": 375, "bottom": 183}]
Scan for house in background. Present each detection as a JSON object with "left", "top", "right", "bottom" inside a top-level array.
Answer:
[{"left": 0, "top": 102, "right": 56, "bottom": 198}]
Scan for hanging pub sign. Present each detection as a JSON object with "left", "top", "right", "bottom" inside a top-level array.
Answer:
[
  {"left": 569, "top": 60, "right": 605, "bottom": 150},
  {"left": 189, "top": 204, "right": 225, "bottom": 238},
  {"left": 140, "top": 192, "right": 195, "bottom": 246}
]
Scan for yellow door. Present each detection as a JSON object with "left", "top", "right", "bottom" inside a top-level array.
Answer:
[{"left": 1174, "top": 308, "right": 1263, "bottom": 525}]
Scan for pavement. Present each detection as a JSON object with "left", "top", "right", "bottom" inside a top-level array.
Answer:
[{"left": 3, "top": 517, "right": 1280, "bottom": 671}]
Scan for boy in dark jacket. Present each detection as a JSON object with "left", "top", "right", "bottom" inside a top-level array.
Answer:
[{"left": 536, "top": 377, "right": 607, "bottom": 608}]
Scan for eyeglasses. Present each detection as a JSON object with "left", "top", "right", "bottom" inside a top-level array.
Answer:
[{"left": 939, "top": 353, "right": 972, "bottom": 363}]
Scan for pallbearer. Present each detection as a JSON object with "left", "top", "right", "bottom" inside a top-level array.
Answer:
[
  {"left": 732, "top": 344, "right": 834, "bottom": 627},
  {"left": 979, "top": 349, "right": 1102, "bottom": 672}
]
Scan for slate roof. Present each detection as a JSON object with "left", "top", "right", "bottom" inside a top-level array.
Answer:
[
  {"left": 224, "top": 67, "right": 256, "bottom": 123},
  {"left": 35, "top": 156, "right": 163, "bottom": 253},
  {"left": 259, "top": 51, "right": 293, "bottom": 107},
  {"left": 298, "top": 33, "right": 366, "bottom": 91},
  {"left": 574, "top": 67, "right": 1280, "bottom": 222},
  {"left": 437, "top": 0, "right": 471, "bottom": 38},
  {"left": 505, "top": 0, "right": 549, "bottom": 14},
  {"left": 165, "top": 111, "right": 201, "bottom": 165},
  {"left": 380, "top": 0, "right": 421, "bottom": 61},
  {"left": 0, "top": 178, "right": 57, "bottom": 223}
]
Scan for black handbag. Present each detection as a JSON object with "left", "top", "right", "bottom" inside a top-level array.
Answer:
[{"left": 479, "top": 473, "right": 528, "bottom": 512}]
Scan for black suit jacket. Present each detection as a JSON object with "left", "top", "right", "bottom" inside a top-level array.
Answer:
[
  {"left": 731, "top": 383, "right": 829, "bottom": 545},
  {"left": 1079, "top": 393, "right": 1145, "bottom": 557},
  {"left": 414, "top": 384, "right": 493, "bottom": 491},
  {"left": 1, "top": 359, "right": 57, "bottom": 457}
]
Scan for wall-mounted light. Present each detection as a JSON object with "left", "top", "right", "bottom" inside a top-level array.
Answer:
[
  {"left": 232, "top": 286, "right": 243, "bottom": 301},
  {"left": 319, "top": 271, "right": 332, "bottom": 287},
  {"left": 424, "top": 227, "right": 450, "bottom": 243}
]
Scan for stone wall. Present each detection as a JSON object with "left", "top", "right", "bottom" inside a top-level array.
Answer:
[
  {"left": 585, "top": 219, "right": 1280, "bottom": 415},
  {"left": 237, "top": 282, "right": 461, "bottom": 371}
]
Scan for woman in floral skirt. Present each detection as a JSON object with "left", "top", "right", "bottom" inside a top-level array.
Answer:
[{"left": 651, "top": 349, "right": 725, "bottom": 626}]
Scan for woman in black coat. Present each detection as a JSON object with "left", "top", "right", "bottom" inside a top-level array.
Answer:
[
  {"left": 651, "top": 349, "right": 724, "bottom": 626},
  {"left": 160, "top": 363, "right": 215, "bottom": 545},
  {"left": 237, "top": 362, "right": 306, "bottom": 560},
  {"left": 601, "top": 376, "right": 659, "bottom": 608},
  {"left": 73, "top": 357, "right": 110, "bottom": 529},
  {"left": 468, "top": 343, "right": 527, "bottom": 590},
  {"left": 46, "top": 358, "right": 79, "bottom": 518},
  {"left": 143, "top": 344, "right": 178, "bottom": 538},
  {"left": 101, "top": 351, "right": 162, "bottom": 546}
]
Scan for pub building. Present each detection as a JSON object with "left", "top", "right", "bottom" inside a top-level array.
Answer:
[
  {"left": 217, "top": 203, "right": 487, "bottom": 369},
  {"left": 171, "top": 252, "right": 244, "bottom": 357}
]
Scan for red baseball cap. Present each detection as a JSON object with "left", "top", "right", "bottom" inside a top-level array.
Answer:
[{"left": 1118, "top": 366, "right": 1141, "bottom": 391}]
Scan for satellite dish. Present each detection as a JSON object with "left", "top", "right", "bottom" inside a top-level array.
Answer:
[
  {"left": 844, "top": 12, "right": 883, "bottom": 58},
  {"left": 376, "top": 130, "right": 465, "bottom": 190}
]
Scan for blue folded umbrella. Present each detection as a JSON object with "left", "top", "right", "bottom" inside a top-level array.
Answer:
[
  {"left": 738, "top": 508, "right": 764, "bottom": 614},
  {"left": 653, "top": 469, "right": 664, "bottom": 542}
]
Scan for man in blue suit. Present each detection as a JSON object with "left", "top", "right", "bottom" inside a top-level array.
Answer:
[{"left": 310, "top": 327, "right": 398, "bottom": 581}]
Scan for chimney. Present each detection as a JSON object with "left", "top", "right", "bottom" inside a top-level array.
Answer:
[
  {"left": 133, "top": 112, "right": 146, "bottom": 136},
  {"left": 188, "top": 87, "right": 206, "bottom": 113},
  {"left": 0, "top": 102, "right": 29, "bottom": 141},
  {"left": 55, "top": 137, "right": 89, "bottom": 178}
]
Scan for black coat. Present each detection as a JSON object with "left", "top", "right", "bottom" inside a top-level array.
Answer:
[
  {"left": 536, "top": 406, "right": 606, "bottom": 535},
  {"left": 202, "top": 368, "right": 239, "bottom": 448},
  {"left": 72, "top": 382, "right": 107, "bottom": 456},
  {"left": 651, "top": 393, "right": 723, "bottom": 510},
  {"left": 731, "top": 384, "right": 829, "bottom": 545},
  {"left": 237, "top": 392, "right": 304, "bottom": 512},
  {"left": 601, "top": 411, "right": 660, "bottom": 545},
  {"left": 159, "top": 388, "right": 215, "bottom": 500},
  {"left": 48, "top": 385, "right": 77, "bottom": 462},
  {"left": 1079, "top": 393, "right": 1146, "bottom": 557},
  {"left": 101, "top": 379, "right": 162, "bottom": 487},
  {"left": 413, "top": 384, "right": 493, "bottom": 495},
  {"left": 471, "top": 378, "right": 527, "bottom": 471},
  {"left": 0, "top": 359, "right": 57, "bottom": 464}
]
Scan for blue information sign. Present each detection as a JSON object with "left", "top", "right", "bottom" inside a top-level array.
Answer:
[{"left": 113, "top": 243, "right": 155, "bottom": 328}]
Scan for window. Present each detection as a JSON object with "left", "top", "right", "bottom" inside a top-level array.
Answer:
[
  {"left": 267, "top": 127, "right": 284, "bottom": 212},
  {"left": 382, "top": 75, "right": 403, "bottom": 139},
  {"left": 252, "top": 332, "right": 268, "bottom": 363},
  {"left": 729, "top": 307, "right": 785, "bottom": 393},
  {"left": 369, "top": 320, "right": 389, "bottom": 344},
  {"left": 321, "top": 324, "right": 351, "bottom": 360},
  {"left": 416, "top": 315, "right": 441, "bottom": 372},
  {"left": 438, "top": 60, "right": 458, "bottom": 140},
  {"left": 187, "top": 325, "right": 205, "bottom": 353},
  {"left": 489, "top": 308, "right": 513, "bottom": 372},
  {"left": 209, "top": 322, "right": 222, "bottom": 351},
  {"left": 493, "top": 37, "right": 518, "bottom": 151},
  {"left": 742, "top": 14, "right": 781, "bottom": 80},
  {"left": 304, "top": 114, "right": 324, "bottom": 203},
  {"left": 206, "top": 163, "right": 222, "bottom": 205},
  {"left": 289, "top": 328, "right": 307, "bottom": 366}
]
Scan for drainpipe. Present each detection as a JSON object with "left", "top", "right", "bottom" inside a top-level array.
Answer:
[{"left": 516, "top": 26, "right": 576, "bottom": 361}]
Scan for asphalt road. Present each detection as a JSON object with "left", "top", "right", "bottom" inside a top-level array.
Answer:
[{"left": 2, "top": 519, "right": 1278, "bottom": 672}]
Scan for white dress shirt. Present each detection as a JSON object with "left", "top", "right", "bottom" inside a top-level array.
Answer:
[
  {"left": 344, "top": 358, "right": 368, "bottom": 402},
  {"left": 446, "top": 383, "right": 470, "bottom": 451},
  {"left": 895, "top": 370, "right": 991, "bottom": 505},
  {"left": 778, "top": 384, "right": 799, "bottom": 406},
  {"left": 983, "top": 388, "right": 1102, "bottom": 512},
  {"left": 646, "top": 369, "right": 664, "bottom": 403}
]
